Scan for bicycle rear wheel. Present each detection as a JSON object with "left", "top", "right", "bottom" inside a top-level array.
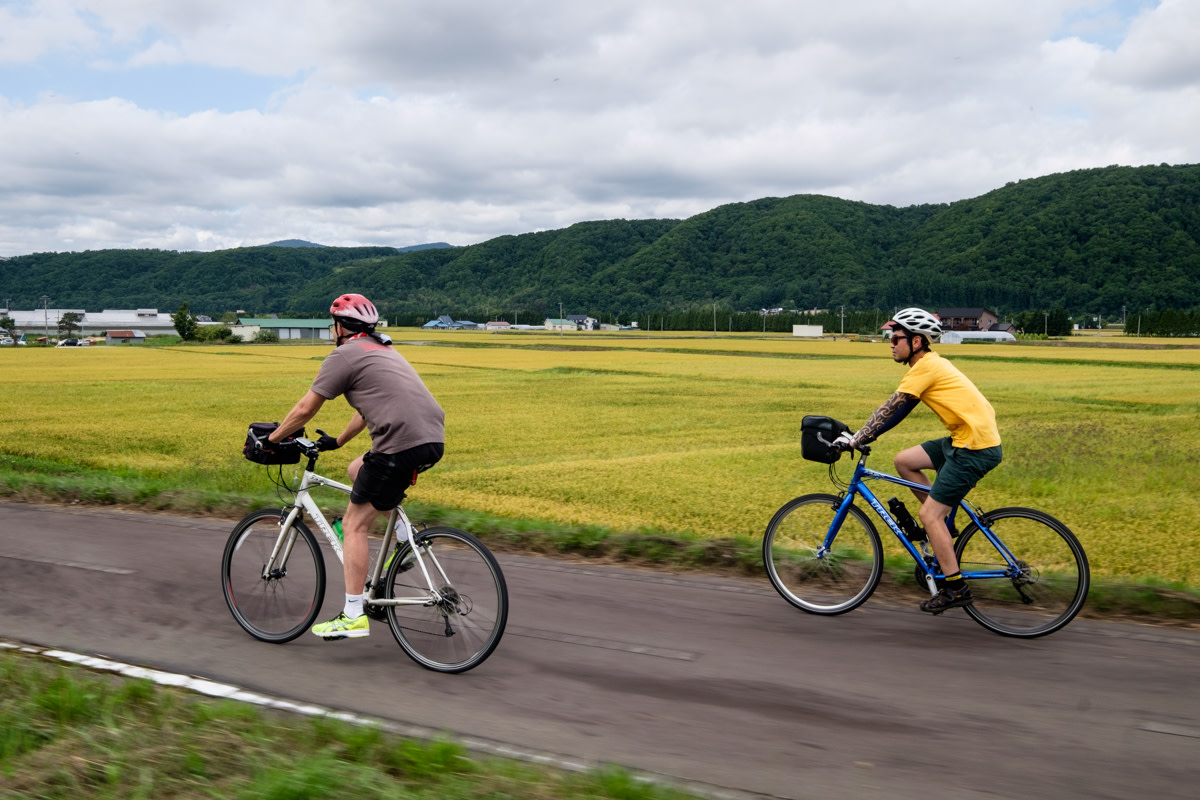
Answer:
[
  {"left": 383, "top": 526, "right": 508, "bottom": 673},
  {"left": 955, "top": 507, "right": 1089, "bottom": 638},
  {"left": 222, "top": 509, "right": 326, "bottom": 643},
  {"left": 763, "top": 493, "right": 883, "bottom": 615}
]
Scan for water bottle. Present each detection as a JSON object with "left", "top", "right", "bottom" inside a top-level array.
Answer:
[
  {"left": 888, "top": 497, "right": 925, "bottom": 542},
  {"left": 332, "top": 516, "right": 344, "bottom": 542}
]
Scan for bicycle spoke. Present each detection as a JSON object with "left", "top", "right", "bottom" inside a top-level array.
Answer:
[
  {"left": 956, "top": 508, "right": 1089, "bottom": 638},
  {"left": 222, "top": 510, "right": 325, "bottom": 643},
  {"left": 764, "top": 494, "right": 883, "bottom": 615},
  {"left": 384, "top": 527, "right": 507, "bottom": 672}
]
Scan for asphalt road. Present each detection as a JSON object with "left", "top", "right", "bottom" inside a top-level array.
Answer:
[{"left": 1, "top": 501, "right": 1198, "bottom": 799}]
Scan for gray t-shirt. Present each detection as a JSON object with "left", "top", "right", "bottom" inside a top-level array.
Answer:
[{"left": 310, "top": 335, "right": 445, "bottom": 454}]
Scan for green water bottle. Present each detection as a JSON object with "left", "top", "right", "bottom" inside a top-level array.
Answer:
[{"left": 332, "top": 516, "right": 344, "bottom": 542}]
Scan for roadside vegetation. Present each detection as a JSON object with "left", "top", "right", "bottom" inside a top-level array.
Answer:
[
  {"left": 0, "top": 648, "right": 698, "bottom": 800},
  {"left": 1, "top": 331, "right": 1199, "bottom": 623}
]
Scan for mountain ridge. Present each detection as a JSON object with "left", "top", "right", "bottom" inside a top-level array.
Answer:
[{"left": 2, "top": 164, "right": 1197, "bottom": 318}]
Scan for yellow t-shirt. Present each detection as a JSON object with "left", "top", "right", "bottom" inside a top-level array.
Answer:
[{"left": 897, "top": 351, "right": 1001, "bottom": 450}]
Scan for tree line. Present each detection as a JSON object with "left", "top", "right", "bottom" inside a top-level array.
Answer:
[{"left": 3, "top": 164, "right": 1199, "bottom": 332}]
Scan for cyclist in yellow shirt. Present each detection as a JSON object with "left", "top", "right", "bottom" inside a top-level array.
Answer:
[{"left": 836, "top": 308, "right": 1003, "bottom": 613}]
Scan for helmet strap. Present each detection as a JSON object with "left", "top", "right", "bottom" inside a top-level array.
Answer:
[{"left": 900, "top": 331, "right": 927, "bottom": 365}]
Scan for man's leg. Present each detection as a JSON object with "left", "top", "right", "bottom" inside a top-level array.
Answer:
[
  {"left": 897, "top": 444, "right": 970, "bottom": 610},
  {"left": 311, "top": 455, "right": 379, "bottom": 638},
  {"left": 340, "top": 498, "right": 380, "bottom": 608},
  {"left": 918, "top": 495, "right": 960, "bottom": 576},
  {"left": 895, "top": 445, "right": 933, "bottom": 504},
  {"left": 341, "top": 452, "right": 370, "bottom": 603}
]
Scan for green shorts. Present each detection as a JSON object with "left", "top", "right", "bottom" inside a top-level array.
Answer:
[{"left": 920, "top": 437, "right": 1003, "bottom": 507}]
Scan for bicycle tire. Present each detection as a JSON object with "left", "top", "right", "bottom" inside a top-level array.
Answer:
[
  {"left": 383, "top": 526, "right": 508, "bottom": 673},
  {"left": 763, "top": 493, "right": 883, "bottom": 615},
  {"left": 222, "top": 508, "right": 326, "bottom": 643},
  {"left": 955, "top": 507, "right": 1089, "bottom": 638}
]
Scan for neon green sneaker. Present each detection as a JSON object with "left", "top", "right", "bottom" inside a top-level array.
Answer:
[
  {"left": 382, "top": 547, "right": 415, "bottom": 573},
  {"left": 311, "top": 612, "right": 369, "bottom": 639}
]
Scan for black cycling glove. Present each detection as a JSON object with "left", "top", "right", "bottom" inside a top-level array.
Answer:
[{"left": 316, "top": 435, "right": 341, "bottom": 451}]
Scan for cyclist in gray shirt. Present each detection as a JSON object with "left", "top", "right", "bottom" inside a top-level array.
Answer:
[{"left": 269, "top": 293, "right": 444, "bottom": 640}]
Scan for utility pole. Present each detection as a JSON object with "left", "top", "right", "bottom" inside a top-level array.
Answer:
[
  {"left": 840, "top": 305, "right": 845, "bottom": 336},
  {"left": 40, "top": 295, "right": 50, "bottom": 343},
  {"left": 713, "top": 303, "right": 717, "bottom": 336}
]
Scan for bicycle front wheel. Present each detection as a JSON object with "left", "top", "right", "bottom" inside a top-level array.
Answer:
[
  {"left": 763, "top": 493, "right": 883, "bottom": 615},
  {"left": 383, "top": 527, "right": 508, "bottom": 673},
  {"left": 955, "top": 507, "right": 1089, "bottom": 638},
  {"left": 222, "top": 509, "right": 326, "bottom": 643}
]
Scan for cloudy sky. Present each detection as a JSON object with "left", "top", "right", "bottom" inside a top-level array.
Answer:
[{"left": 1, "top": 0, "right": 1196, "bottom": 256}]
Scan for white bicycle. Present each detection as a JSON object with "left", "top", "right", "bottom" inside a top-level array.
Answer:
[{"left": 222, "top": 435, "right": 507, "bottom": 673}]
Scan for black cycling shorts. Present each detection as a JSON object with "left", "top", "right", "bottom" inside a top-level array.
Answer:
[{"left": 350, "top": 442, "right": 444, "bottom": 511}]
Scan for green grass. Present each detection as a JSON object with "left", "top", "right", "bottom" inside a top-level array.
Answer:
[{"left": 0, "top": 649, "right": 702, "bottom": 800}]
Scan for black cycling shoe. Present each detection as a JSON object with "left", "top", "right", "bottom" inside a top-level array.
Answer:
[{"left": 920, "top": 583, "right": 973, "bottom": 614}]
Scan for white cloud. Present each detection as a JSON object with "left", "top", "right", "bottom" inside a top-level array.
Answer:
[
  {"left": 0, "top": 0, "right": 1196, "bottom": 256},
  {"left": 1097, "top": 0, "right": 1200, "bottom": 89}
]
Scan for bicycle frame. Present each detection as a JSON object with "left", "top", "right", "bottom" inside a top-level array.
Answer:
[
  {"left": 832, "top": 451, "right": 1023, "bottom": 595},
  {"left": 263, "top": 445, "right": 449, "bottom": 609}
]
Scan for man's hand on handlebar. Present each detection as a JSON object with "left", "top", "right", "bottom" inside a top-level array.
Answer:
[
  {"left": 315, "top": 429, "right": 341, "bottom": 451},
  {"left": 832, "top": 431, "right": 856, "bottom": 453}
]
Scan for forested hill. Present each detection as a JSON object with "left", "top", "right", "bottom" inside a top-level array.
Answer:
[{"left": 2, "top": 163, "right": 1198, "bottom": 319}]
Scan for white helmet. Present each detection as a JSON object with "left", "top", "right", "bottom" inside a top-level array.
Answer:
[{"left": 890, "top": 307, "right": 942, "bottom": 342}]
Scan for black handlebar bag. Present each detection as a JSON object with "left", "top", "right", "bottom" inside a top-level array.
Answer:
[
  {"left": 243, "top": 422, "right": 305, "bottom": 465},
  {"left": 800, "top": 415, "right": 850, "bottom": 464}
]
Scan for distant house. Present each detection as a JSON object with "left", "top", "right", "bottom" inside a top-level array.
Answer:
[
  {"left": 567, "top": 314, "right": 598, "bottom": 330},
  {"left": 544, "top": 318, "right": 577, "bottom": 332},
  {"left": 937, "top": 308, "right": 999, "bottom": 332},
  {"left": 234, "top": 318, "right": 332, "bottom": 341},
  {"left": 105, "top": 330, "right": 146, "bottom": 344},
  {"left": 484, "top": 321, "right": 511, "bottom": 330},
  {"left": 884, "top": 311, "right": 1016, "bottom": 343},
  {"left": 421, "top": 315, "right": 478, "bottom": 330}
]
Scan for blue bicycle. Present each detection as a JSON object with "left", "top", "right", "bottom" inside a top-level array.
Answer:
[{"left": 763, "top": 433, "right": 1089, "bottom": 638}]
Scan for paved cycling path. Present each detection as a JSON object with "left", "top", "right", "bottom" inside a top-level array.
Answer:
[{"left": 2, "top": 501, "right": 1198, "bottom": 800}]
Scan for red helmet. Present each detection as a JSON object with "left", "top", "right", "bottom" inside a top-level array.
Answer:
[{"left": 329, "top": 293, "right": 379, "bottom": 329}]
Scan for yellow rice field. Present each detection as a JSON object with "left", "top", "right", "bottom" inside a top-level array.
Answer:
[{"left": 2, "top": 330, "right": 1199, "bottom": 584}]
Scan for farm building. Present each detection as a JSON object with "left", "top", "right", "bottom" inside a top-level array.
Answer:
[
  {"left": 3, "top": 308, "right": 175, "bottom": 337},
  {"left": 940, "top": 330, "right": 1017, "bottom": 343},
  {"left": 233, "top": 318, "right": 333, "bottom": 341},
  {"left": 105, "top": 330, "right": 147, "bottom": 344}
]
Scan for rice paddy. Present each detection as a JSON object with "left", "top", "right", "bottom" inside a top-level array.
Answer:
[{"left": 2, "top": 330, "right": 1199, "bottom": 585}]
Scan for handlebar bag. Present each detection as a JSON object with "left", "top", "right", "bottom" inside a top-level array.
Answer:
[
  {"left": 243, "top": 422, "right": 305, "bottom": 465},
  {"left": 801, "top": 415, "right": 850, "bottom": 464}
]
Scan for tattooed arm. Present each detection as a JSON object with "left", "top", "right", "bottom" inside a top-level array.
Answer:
[{"left": 851, "top": 391, "right": 920, "bottom": 446}]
